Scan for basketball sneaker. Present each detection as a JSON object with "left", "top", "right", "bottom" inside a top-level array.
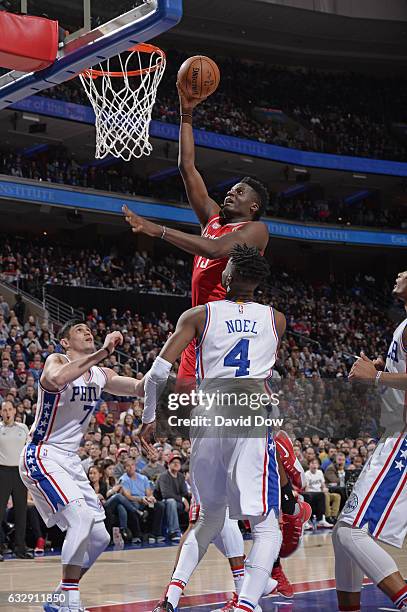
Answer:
[
  {"left": 152, "top": 598, "right": 176, "bottom": 612},
  {"left": 270, "top": 565, "right": 294, "bottom": 598},
  {"left": 34, "top": 537, "right": 45, "bottom": 555},
  {"left": 58, "top": 609, "right": 90, "bottom": 612},
  {"left": 317, "top": 517, "right": 333, "bottom": 529},
  {"left": 43, "top": 605, "right": 89, "bottom": 612},
  {"left": 275, "top": 430, "right": 306, "bottom": 489},
  {"left": 280, "top": 499, "right": 312, "bottom": 558},
  {"left": 212, "top": 592, "right": 238, "bottom": 611}
]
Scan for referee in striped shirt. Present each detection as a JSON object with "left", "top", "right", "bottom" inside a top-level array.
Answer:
[{"left": 0, "top": 400, "right": 33, "bottom": 559}]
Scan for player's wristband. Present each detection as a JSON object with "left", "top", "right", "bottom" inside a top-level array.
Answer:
[
  {"left": 100, "top": 346, "right": 111, "bottom": 360},
  {"left": 180, "top": 113, "right": 193, "bottom": 118},
  {"left": 375, "top": 371, "right": 383, "bottom": 385}
]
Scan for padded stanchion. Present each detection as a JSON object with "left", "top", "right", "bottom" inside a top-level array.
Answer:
[{"left": 0, "top": 11, "right": 58, "bottom": 72}]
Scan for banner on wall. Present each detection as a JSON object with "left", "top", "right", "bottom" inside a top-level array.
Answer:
[
  {"left": 10, "top": 96, "right": 407, "bottom": 177},
  {"left": 0, "top": 178, "right": 406, "bottom": 248}
]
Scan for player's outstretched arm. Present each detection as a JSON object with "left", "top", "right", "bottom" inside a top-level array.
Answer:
[
  {"left": 123, "top": 206, "right": 268, "bottom": 259},
  {"left": 349, "top": 351, "right": 407, "bottom": 390},
  {"left": 41, "top": 331, "right": 123, "bottom": 392},
  {"left": 139, "top": 306, "right": 206, "bottom": 448},
  {"left": 177, "top": 83, "right": 219, "bottom": 227},
  {"left": 101, "top": 369, "right": 144, "bottom": 397}
]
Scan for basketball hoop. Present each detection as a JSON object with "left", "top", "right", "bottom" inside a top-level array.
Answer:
[{"left": 79, "top": 43, "right": 166, "bottom": 161}]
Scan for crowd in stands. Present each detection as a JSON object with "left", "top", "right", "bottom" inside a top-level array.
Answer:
[
  {"left": 0, "top": 233, "right": 191, "bottom": 297},
  {"left": 0, "top": 149, "right": 186, "bottom": 204},
  {"left": 43, "top": 50, "right": 407, "bottom": 161},
  {"left": 269, "top": 192, "right": 407, "bottom": 230},
  {"left": 1, "top": 149, "right": 406, "bottom": 230},
  {"left": 298, "top": 436, "right": 370, "bottom": 529},
  {"left": 0, "top": 232, "right": 395, "bottom": 373}
]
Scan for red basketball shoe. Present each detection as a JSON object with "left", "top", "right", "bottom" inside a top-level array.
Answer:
[
  {"left": 270, "top": 564, "right": 294, "bottom": 598},
  {"left": 275, "top": 430, "right": 305, "bottom": 489},
  {"left": 280, "top": 499, "right": 312, "bottom": 558},
  {"left": 212, "top": 592, "right": 238, "bottom": 611}
]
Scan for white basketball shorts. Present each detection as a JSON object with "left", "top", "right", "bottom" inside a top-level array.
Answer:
[
  {"left": 190, "top": 428, "right": 280, "bottom": 520},
  {"left": 340, "top": 429, "right": 407, "bottom": 548},
  {"left": 19, "top": 442, "right": 105, "bottom": 530}
]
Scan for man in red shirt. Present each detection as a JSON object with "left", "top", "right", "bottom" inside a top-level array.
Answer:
[{"left": 95, "top": 401, "right": 108, "bottom": 426}]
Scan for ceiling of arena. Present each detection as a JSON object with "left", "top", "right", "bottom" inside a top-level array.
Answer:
[{"left": 157, "top": 0, "right": 407, "bottom": 73}]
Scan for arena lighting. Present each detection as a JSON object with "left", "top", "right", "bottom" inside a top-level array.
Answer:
[
  {"left": 352, "top": 174, "right": 367, "bottom": 179},
  {"left": 22, "top": 113, "right": 40, "bottom": 122},
  {"left": 240, "top": 156, "right": 254, "bottom": 163},
  {"left": 293, "top": 167, "right": 308, "bottom": 173}
]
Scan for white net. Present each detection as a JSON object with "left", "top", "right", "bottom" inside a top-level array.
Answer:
[{"left": 79, "top": 44, "right": 166, "bottom": 161}]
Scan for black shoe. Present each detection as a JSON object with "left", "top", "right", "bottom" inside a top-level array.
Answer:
[
  {"left": 168, "top": 532, "right": 181, "bottom": 543},
  {"left": 0, "top": 544, "right": 12, "bottom": 555},
  {"left": 152, "top": 598, "right": 175, "bottom": 612},
  {"left": 14, "top": 549, "right": 34, "bottom": 559},
  {"left": 120, "top": 528, "right": 133, "bottom": 543}
]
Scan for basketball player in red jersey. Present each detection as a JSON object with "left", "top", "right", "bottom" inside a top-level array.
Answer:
[
  {"left": 123, "top": 85, "right": 309, "bottom": 607},
  {"left": 123, "top": 84, "right": 269, "bottom": 377}
]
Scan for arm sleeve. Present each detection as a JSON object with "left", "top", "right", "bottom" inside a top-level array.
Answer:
[{"left": 143, "top": 356, "right": 172, "bottom": 424}]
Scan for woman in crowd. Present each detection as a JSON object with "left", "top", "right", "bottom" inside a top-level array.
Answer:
[{"left": 88, "top": 465, "right": 107, "bottom": 501}]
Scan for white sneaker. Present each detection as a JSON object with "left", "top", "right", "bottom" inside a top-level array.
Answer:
[
  {"left": 317, "top": 518, "right": 333, "bottom": 529},
  {"left": 304, "top": 521, "right": 313, "bottom": 531},
  {"left": 56, "top": 605, "right": 89, "bottom": 612}
]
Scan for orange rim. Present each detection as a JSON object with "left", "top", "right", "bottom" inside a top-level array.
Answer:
[{"left": 80, "top": 43, "right": 165, "bottom": 79}]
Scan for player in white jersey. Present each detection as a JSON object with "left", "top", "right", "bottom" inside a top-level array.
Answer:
[
  {"left": 141, "top": 245, "right": 285, "bottom": 612},
  {"left": 19, "top": 320, "right": 144, "bottom": 612},
  {"left": 333, "top": 270, "right": 407, "bottom": 612}
]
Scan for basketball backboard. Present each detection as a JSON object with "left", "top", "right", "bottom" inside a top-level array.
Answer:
[
  {"left": 0, "top": 0, "right": 182, "bottom": 109},
  {"left": 3, "top": 0, "right": 161, "bottom": 42}
]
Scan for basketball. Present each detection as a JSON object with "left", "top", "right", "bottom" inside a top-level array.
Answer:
[{"left": 177, "top": 55, "right": 220, "bottom": 99}]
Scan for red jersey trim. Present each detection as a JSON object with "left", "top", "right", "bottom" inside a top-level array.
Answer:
[{"left": 196, "top": 304, "right": 211, "bottom": 350}]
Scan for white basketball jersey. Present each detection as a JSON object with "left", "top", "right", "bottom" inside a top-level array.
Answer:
[
  {"left": 30, "top": 355, "right": 107, "bottom": 452},
  {"left": 380, "top": 317, "right": 407, "bottom": 431},
  {"left": 196, "top": 300, "right": 279, "bottom": 381}
]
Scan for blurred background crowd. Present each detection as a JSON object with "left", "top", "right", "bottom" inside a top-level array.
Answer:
[
  {"left": 1, "top": 147, "right": 405, "bottom": 230},
  {"left": 45, "top": 50, "right": 407, "bottom": 162}
]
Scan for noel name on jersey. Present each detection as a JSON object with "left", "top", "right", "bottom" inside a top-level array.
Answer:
[{"left": 225, "top": 319, "right": 258, "bottom": 335}]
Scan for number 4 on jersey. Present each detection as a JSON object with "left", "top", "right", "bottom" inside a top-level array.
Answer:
[{"left": 224, "top": 339, "right": 250, "bottom": 377}]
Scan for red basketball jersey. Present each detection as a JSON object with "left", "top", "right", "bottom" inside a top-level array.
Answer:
[{"left": 191, "top": 215, "right": 248, "bottom": 307}]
